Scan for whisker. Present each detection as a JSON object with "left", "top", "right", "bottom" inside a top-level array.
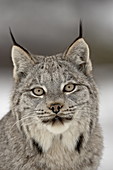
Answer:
[
  {"left": 9, "top": 106, "right": 90, "bottom": 133},
  {"left": 22, "top": 122, "right": 35, "bottom": 127},
  {"left": 35, "top": 111, "right": 50, "bottom": 115},
  {"left": 9, "top": 115, "right": 37, "bottom": 132}
]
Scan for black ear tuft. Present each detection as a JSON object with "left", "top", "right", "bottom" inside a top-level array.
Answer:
[
  {"left": 9, "top": 27, "right": 29, "bottom": 54},
  {"left": 9, "top": 27, "right": 19, "bottom": 46},
  {"left": 64, "top": 20, "right": 83, "bottom": 56},
  {"left": 76, "top": 19, "right": 83, "bottom": 41},
  {"left": 79, "top": 19, "right": 83, "bottom": 39}
]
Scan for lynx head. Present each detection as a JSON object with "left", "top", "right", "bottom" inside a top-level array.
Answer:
[{"left": 10, "top": 25, "right": 97, "bottom": 138}]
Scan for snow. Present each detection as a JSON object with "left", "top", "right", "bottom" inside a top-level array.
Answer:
[{"left": 0, "top": 65, "right": 113, "bottom": 170}]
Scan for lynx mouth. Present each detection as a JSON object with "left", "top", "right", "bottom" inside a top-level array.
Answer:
[{"left": 42, "top": 115, "right": 73, "bottom": 126}]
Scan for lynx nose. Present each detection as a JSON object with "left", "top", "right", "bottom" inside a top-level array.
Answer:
[{"left": 49, "top": 103, "right": 63, "bottom": 114}]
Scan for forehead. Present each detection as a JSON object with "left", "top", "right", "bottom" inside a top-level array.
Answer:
[
  {"left": 37, "top": 56, "right": 65, "bottom": 85},
  {"left": 44, "top": 56, "right": 60, "bottom": 72},
  {"left": 28, "top": 55, "right": 79, "bottom": 88}
]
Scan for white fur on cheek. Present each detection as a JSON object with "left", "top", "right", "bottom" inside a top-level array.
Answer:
[{"left": 46, "top": 122, "right": 71, "bottom": 134}]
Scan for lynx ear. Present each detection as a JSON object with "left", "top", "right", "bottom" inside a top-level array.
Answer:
[
  {"left": 9, "top": 28, "right": 35, "bottom": 81},
  {"left": 64, "top": 38, "right": 92, "bottom": 75},
  {"left": 11, "top": 45, "right": 35, "bottom": 81}
]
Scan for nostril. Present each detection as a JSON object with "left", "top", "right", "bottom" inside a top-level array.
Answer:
[
  {"left": 51, "top": 107, "right": 55, "bottom": 112},
  {"left": 49, "top": 103, "right": 63, "bottom": 114},
  {"left": 58, "top": 106, "right": 61, "bottom": 111}
]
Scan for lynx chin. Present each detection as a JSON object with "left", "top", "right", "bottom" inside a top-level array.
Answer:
[{"left": 0, "top": 23, "right": 103, "bottom": 170}]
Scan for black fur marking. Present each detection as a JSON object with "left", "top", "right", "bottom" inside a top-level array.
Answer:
[
  {"left": 75, "top": 134, "right": 84, "bottom": 153},
  {"left": 52, "top": 116, "right": 64, "bottom": 125},
  {"left": 9, "top": 27, "right": 29, "bottom": 54},
  {"left": 72, "top": 20, "right": 83, "bottom": 43},
  {"left": 89, "top": 120, "right": 93, "bottom": 134},
  {"left": 19, "top": 72, "right": 27, "bottom": 78},
  {"left": 32, "top": 139, "right": 43, "bottom": 155},
  {"left": 60, "top": 134, "right": 63, "bottom": 140},
  {"left": 26, "top": 125, "right": 30, "bottom": 134},
  {"left": 78, "top": 19, "right": 83, "bottom": 39}
]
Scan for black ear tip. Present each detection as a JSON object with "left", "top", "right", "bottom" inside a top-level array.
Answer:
[
  {"left": 9, "top": 27, "right": 11, "bottom": 33},
  {"left": 9, "top": 27, "right": 18, "bottom": 45},
  {"left": 9, "top": 28, "right": 29, "bottom": 54},
  {"left": 79, "top": 19, "right": 83, "bottom": 38}
]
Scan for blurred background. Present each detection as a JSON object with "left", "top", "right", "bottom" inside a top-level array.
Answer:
[{"left": 0, "top": 0, "right": 113, "bottom": 169}]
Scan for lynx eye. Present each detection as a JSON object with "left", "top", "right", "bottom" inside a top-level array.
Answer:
[
  {"left": 31, "top": 87, "right": 45, "bottom": 96},
  {"left": 63, "top": 83, "right": 76, "bottom": 93}
]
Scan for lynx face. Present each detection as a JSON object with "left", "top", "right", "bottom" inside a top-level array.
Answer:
[{"left": 11, "top": 38, "right": 94, "bottom": 135}]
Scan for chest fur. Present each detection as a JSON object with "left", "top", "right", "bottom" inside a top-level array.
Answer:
[{"left": 28, "top": 123, "right": 87, "bottom": 170}]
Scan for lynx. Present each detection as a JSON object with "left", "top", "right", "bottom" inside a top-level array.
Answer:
[{"left": 0, "top": 23, "right": 103, "bottom": 170}]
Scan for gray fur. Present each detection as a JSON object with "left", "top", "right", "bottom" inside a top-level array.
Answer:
[{"left": 0, "top": 38, "right": 103, "bottom": 170}]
